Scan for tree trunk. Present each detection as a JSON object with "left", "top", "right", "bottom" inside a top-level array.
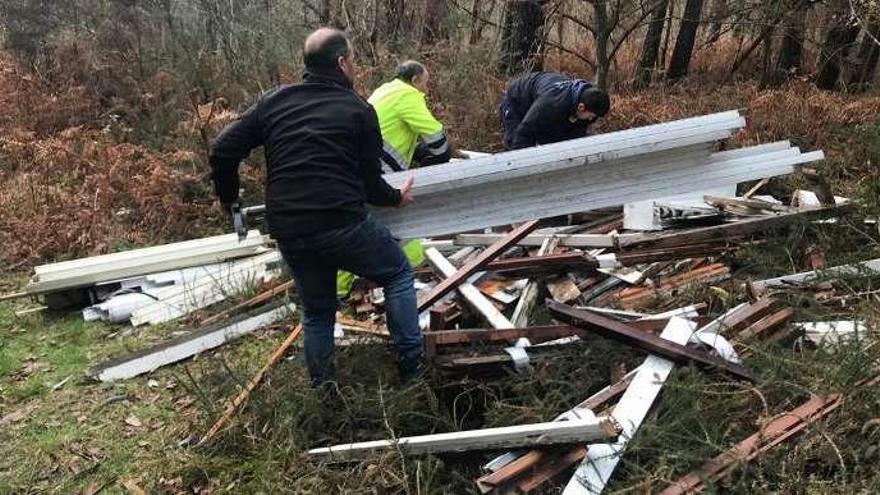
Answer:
[
  {"left": 422, "top": 0, "right": 449, "bottom": 44},
  {"left": 499, "top": 0, "right": 545, "bottom": 74},
  {"left": 848, "top": 20, "right": 880, "bottom": 88},
  {"left": 635, "top": 0, "right": 668, "bottom": 88},
  {"left": 758, "top": 26, "right": 775, "bottom": 87},
  {"left": 775, "top": 8, "right": 806, "bottom": 80},
  {"left": 705, "top": 0, "right": 728, "bottom": 44},
  {"left": 385, "top": 0, "right": 406, "bottom": 47},
  {"left": 591, "top": 0, "right": 609, "bottom": 89},
  {"left": 659, "top": 0, "right": 675, "bottom": 72},
  {"left": 816, "top": 10, "right": 860, "bottom": 90},
  {"left": 667, "top": 0, "right": 704, "bottom": 82}
]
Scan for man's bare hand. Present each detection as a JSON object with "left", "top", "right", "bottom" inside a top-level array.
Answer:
[{"left": 398, "top": 176, "right": 414, "bottom": 207}]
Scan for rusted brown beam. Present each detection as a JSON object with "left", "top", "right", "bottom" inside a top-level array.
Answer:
[
  {"left": 620, "top": 204, "right": 851, "bottom": 250},
  {"left": 547, "top": 300, "right": 755, "bottom": 381},
  {"left": 418, "top": 220, "right": 542, "bottom": 312},
  {"left": 482, "top": 252, "right": 598, "bottom": 276},
  {"left": 659, "top": 393, "right": 843, "bottom": 494},
  {"left": 425, "top": 320, "right": 683, "bottom": 353}
]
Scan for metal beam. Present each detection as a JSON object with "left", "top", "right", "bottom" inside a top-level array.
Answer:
[{"left": 88, "top": 301, "right": 295, "bottom": 382}]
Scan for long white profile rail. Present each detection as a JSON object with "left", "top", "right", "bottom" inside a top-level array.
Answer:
[
  {"left": 375, "top": 143, "right": 823, "bottom": 239},
  {"left": 308, "top": 414, "right": 619, "bottom": 460},
  {"left": 130, "top": 251, "right": 281, "bottom": 326},
  {"left": 563, "top": 317, "right": 696, "bottom": 495},
  {"left": 28, "top": 231, "right": 267, "bottom": 294},
  {"left": 753, "top": 258, "right": 880, "bottom": 290}
]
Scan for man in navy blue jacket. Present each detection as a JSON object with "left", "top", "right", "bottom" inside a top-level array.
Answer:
[
  {"left": 500, "top": 71, "right": 611, "bottom": 150},
  {"left": 209, "top": 28, "right": 422, "bottom": 386}
]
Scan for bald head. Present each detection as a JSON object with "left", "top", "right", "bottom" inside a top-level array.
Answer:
[{"left": 303, "top": 28, "right": 351, "bottom": 69}]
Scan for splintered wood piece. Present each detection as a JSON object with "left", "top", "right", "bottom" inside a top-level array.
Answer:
[
  {"left": 199, "top": 323, "right": 303, "bottom": 445},
  {"left": 418, "top": 220, "right": 541, "bottom": 312}
]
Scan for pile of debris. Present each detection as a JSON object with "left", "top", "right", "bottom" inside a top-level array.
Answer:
[{"left": 4, "top": 109, "right": 877, "bottom": 493}]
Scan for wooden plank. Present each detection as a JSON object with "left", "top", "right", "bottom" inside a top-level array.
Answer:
[
  {"left": 426, "top": 320, "right": 677, "bottom": 351},
  {"left": 418, "top": 221, "right": 542, "bottom": 312},
  {"left": 516, "top": 446, "right": 588, "bottom": 493},
  {"left": 511, "top": 238, "right": 557, "bottom": 327},
  {"left": 736, "top": 308, "right": 795, "bottom": 340},
  {"left": 710, "top": 298, "right": 777, "bottom": 336},
  {"left": 308, "top": 416, "right": 619, "bottom": 460},
  {"left": 704, "top": 195, "right": 796, "bottom": 214},
  {"left": 617, "top": 264, "right": 730, "bottom": 309},
  {"left": 619, "top": 205, "right": 851, "bottom": 250},
  {"left": 562, "top": 317, "right": 696, "bottom": 495},
  {"left": 455, "top": 233, "right": 618, "bottom": 249},
  {"left": 424, "top": 248, "right": 514, "bottom": 329},
  {"left": 0, "top": 291, "right": 29, "bottom": 302},
  {"left": 476, "top": 372, "right": 636, "bottom": 491},
  {"left": 485, "top": 252, "right": 597, "bottom": 277},
  {"left": 88, "top": 301, "right": 295, "bottom": 382},
  {"left": 615, "top": 243, "right": 732, "bottom": 266},
  {"left": 659, "top": 393, "right": 844, "bottom": 495},
  {"left": 546, "top": 301, "right": 755, "bottom": 381}
]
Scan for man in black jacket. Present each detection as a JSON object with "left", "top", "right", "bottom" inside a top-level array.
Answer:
[
  {"left": 209, "top": 28, "right": 422, "bottom": 386},
  {"left": 499, "top": 71, "right": 611, "bottom": 150}
]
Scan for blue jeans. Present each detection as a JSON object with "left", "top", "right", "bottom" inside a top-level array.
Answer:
[{"left": 277, "top": 215, "right": 422, "bottom": 385}]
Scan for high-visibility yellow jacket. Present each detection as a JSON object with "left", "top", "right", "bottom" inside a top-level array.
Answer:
[{"left": 368, "top": 78, "right": 450, "bottom": 171}]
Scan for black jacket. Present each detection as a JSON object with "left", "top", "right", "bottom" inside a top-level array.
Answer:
[
  {"left": 504, "top": 72, "right": 593, "bottom": 149},
  {"left": 209, "top": 67, "right": 402, "bottom": 238}
]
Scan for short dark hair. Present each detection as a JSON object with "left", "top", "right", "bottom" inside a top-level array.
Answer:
[
  {"left": 395, "top": 60, "right": 426, "bottom": 83},
  {"left": 579, "top": 88, "right": 611, "bottom": 117},
  {"left": 303, "top": 28, "right": 351, "bottom": 69}
]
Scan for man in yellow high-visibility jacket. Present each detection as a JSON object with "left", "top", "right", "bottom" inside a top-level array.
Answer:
[{"left": 337, "top": 60, "right": 454, "bottom": 296}]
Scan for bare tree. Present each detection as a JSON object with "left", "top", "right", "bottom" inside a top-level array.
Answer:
[
  {"left": 848, "top": 13, "right": 880, "bottom": 87},
  {"left": 816, "top": 2, "right": 860, "bottom": 90},
  {"left": 635, "top": 0, "right": 669, "bottom": 88},
  {"left": 667, "top": 0, "right": 704, "bottom": 82},
  {"left": 499, "top": 0, "right": 545, "bottom": 74}
]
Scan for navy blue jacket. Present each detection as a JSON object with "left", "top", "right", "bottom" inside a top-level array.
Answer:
[{"left": 502, "top": 72, "right": 593, "bottom": 149}]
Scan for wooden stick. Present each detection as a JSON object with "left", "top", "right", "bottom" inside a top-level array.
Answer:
[
  {"left": 418, "top": 220, "right": 542, "bottom": 312},
  {"left": 198, "top": 323, "right": 303, "bottom": 445},
  {"left": 200, "top": 280, "right": 293, "bottom": 326},
  {"left": 0, "top": 291, "right": 29, "bottom": 302},
  {"left": 742, "top": 178, "right": 770, "bottom": 198}
]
